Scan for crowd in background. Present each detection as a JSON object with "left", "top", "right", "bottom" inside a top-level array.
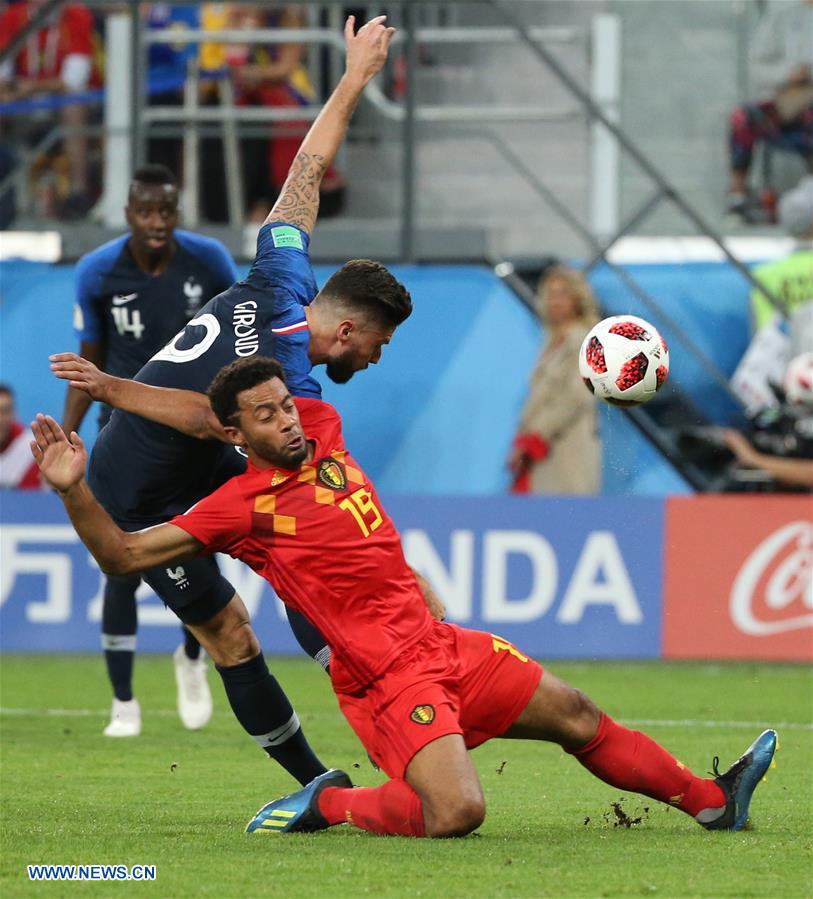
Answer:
[
  {"left": 1, "top": 1, "right": 813, "bottom": 227},
  {"left": 0, "top": 1, "right": 363, "bottom": 224},
  {"left": 0, "top": 0, "right": 100, "bottom": 221},
  {"left": 726, "top": 0, "right": 813, "bottom": 225}
]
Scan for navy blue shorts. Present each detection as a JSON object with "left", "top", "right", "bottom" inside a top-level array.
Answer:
[{"left": 140, "top": 554, "right": 235, "bottom": 626}]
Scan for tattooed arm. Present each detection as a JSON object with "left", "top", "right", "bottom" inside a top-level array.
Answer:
[{"left": 265, "top": 14, "right": 394, "bottom": 235}]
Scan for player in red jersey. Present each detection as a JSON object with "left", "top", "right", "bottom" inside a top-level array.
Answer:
[{"left": 30, "top": 357, "right": 777, "bottom": 837}]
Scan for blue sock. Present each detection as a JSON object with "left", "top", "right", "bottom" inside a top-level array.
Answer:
[
  {"left": 101, "top": 573, "right": 140, "bottom": 701},
  {"left": 216, "top": 653, "right": 328, "bottom": 786},
  {"left": 182, "top": 626, "right": 201, "bottom": 661}
]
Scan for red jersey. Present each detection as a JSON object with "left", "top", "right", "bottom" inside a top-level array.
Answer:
[
  {"left": 0, "top": 3, "right": 93, "bottom": 82},
  {"left": 0, "top": 420, "right": 41, "bottom": 489},
  {"left": 171, "top": 398, "right": 434, "bottom": 692}
]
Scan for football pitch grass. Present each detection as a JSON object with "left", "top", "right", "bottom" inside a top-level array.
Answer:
[{"left": 1, "top": 656, "right": 811, "bottom": 898}]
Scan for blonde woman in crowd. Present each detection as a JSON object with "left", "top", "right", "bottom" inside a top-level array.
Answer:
[{"left": 508, "top": 266, "right": 601, "bottom": 495}]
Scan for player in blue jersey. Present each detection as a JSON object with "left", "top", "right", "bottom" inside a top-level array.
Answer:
[
  {"left": 63, "top": 163, "right": 238, "bottom": 739},
  {"left": 50, "top": 15, "right": 436, "bottom": 789}
]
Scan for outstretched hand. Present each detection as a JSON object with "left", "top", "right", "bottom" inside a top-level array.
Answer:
[
  {"left": 721, "top": 428, "right": 760, "bottom": 466},
  {"left": 30, "top": 414, "right": 87, "bottom": 492},
  {"left": 50, "top": 352, "right": 111, "bottom": 400},
  {"left": 344, "top": 14, "right": 395, "bottom": 86}
]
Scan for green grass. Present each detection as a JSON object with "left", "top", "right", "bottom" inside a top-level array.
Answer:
[{"left": 1, "top": 656, "right": 811, "bottom": 898}]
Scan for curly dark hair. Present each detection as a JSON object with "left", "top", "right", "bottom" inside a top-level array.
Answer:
[
  {"left": 208, "top": 356, "right": 287, "bottom": 426},
  {"left": 319, "top": 259, "right": 412, "bottom": 328}
]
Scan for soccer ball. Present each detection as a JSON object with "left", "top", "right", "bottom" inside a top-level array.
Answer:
[
  {"left": 579, "top": 315, "right": 669, "bottom": 406},
  {"left": 784, "top": 352, "right": 813, "bottom": 406}
]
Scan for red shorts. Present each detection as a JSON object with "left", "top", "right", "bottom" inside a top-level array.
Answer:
[{"left": 335, "top": 622, "right": 543, "bottom": 780}]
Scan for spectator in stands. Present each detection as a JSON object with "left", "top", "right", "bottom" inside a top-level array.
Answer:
[
  {"left": 751, "top": 174, "right": 813, "bottom": 332},
  {"left": 508, "top": 266, "right": 601, "bottom": 495},
  {"left": 145, "top": 3, "right": 201, "bottom": 178},
  {"left": 723, "top": 352, "right": 813, "bottom": 491},
  {"left": 0, "top": 0, "right": 97, "bottom": 219},
  {"left": 727, "top": 0, "right": 813, "bottom": 225},
  {"left": 199, "top": 4, "right": 345, "bottom": 222},
  {"left": 0, "top": 384, "right": 40, "bottom": 489}
]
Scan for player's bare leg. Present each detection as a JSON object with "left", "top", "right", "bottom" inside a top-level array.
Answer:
[
  {"left": 404, "top": 735, "right": 485, "bottom": 837},
  {"left": 187, "top": 593, "right": 329, "bottom": 786},
  {"left": 185, "top": 593, "right": 259, "bottom": 666},
  {"left": 242, "top": 642, "right": 773, "bottom": 838},
  {"left": 247, "top": 734, "right": 485, "bottom": 838},
  {"left": 504, "top": 668, "right": 600, "bottom": 747},
  {"left": 503, "top": 669, "right": 777, "bottom": 832}
]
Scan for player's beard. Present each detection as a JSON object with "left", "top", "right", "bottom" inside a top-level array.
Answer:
[
  {"left": 325, "top": 354, "right": 357, "bottom": 384},
  {"left": 255, "top": 438, "right": 309, "bottom": 469}
]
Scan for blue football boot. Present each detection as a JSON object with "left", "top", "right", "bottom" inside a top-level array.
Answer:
[
  {"left": 702, "top": 729, "right": 778, "bottom": 831},
  {"left": 246, "top": 769, "right": 352, "bottom": 834}
]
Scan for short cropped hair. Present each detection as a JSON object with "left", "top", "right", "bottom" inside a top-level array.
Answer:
[
  {"left": 0, "top": 383, "right": 12, "bottom": 398},
  {"left": 320, "top": 259, "right": 412, "bottom": 328},
  {"left": 131, "top": 164, "right": 178, "bottom": 188},
  {"left": 208, "top": 357, "right": 287, "bottom": 427}
]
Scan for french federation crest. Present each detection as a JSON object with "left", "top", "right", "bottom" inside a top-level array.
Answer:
[
  {"left": 410, "top": 705, "right": 435, "bottom": 725},
  {"left": 317, "top": 458, "right": 346, "bottom": 491},
  {"left": 183, "top": 277, "right": 203, "bottom": 316}
]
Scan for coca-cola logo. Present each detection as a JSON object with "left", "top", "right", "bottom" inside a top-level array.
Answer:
[{"left": 730, "top": 521, "right": 813, "bottom": 636}]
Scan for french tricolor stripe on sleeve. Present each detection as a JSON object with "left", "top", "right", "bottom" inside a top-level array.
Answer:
[{"left": 271, "top": 320, "right": 309, "bottom": 335}]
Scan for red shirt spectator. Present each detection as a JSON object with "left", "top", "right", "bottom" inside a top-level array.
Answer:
[
  {"left": 0, "top": 1, "right": 95, "bottom": 94},
  {"left": 0, "top": 384, "right": 40, "bottom": 489},
  {"left": 0, "top": 1, "right": 97, "bottom": 218}
]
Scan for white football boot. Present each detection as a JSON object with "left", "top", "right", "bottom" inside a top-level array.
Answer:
[
  {"left": 173, "top": 644, "right": 213, "bottom": 730},
  {"left": 103, "top": 698, "right": 141, "bottom": 737}
]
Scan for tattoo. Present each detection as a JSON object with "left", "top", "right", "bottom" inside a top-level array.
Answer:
[{"left": 267, "top": 150, "right": 328, "bottom": 234}]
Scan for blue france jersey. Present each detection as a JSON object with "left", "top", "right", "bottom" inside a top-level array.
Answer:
[
  {"left": 74, "top": 230, "right": 238, "bottom": 380},
  {"left": 89, "top": 222, "right": 322, "bottom": 527}
]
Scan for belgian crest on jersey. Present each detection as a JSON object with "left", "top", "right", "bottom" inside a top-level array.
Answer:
[
  {"left": 317, "top": 458, "right": 346, "bottom": 491},
  {"left": 410, "top": 705, "right": 435, "bottom": 725}
]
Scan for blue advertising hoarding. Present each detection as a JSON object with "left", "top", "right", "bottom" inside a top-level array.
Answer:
[
  {"left": 1, "top": 491, "right": 664, "bottom": 658},
  {"left": 388, "top": 495, "right": 664, "bottom": 658}
]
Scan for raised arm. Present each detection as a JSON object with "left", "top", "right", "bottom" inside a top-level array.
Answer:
[
  {"left": 265, "top": 14, "right": 394, "bottom": 234},
  {"left": 61, "top": 339, "right": 104, "bottom": 435},
  {"left": 30, "top": 415, "right": 204, "bottom": 574},
  {"left": 50, "top": 353, "right": 227, "bottom": 441}
]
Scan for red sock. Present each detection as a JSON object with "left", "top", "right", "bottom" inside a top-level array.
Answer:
[
  {"left": 318, "top": 779, "right": 426, "bottom": 837},
  {"left": 569, "top": 713, "right": 725, "bottom": 818}
]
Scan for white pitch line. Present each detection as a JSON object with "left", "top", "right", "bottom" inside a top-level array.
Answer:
[
  {"left": 1, "top": 708, "right": 812, "bottom": 730},
  {"left": 0, "top": 707, "right": 177, "bottom": 718},
  {"left": 623, "top": 718, "right": 813, "bottom": 732}
]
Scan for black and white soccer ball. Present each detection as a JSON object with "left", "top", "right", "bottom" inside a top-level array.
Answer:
[{"left": 579, "top": 315, "right": 670, "bottom": 406}]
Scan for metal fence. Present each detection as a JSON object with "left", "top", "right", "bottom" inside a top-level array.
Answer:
[{"left": 0, "top": 0, "right": 788, "bottom": 318}]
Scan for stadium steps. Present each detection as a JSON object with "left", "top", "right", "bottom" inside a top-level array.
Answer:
[{"left": 12, "top": 2, "right": 791, "bottom": 262}]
